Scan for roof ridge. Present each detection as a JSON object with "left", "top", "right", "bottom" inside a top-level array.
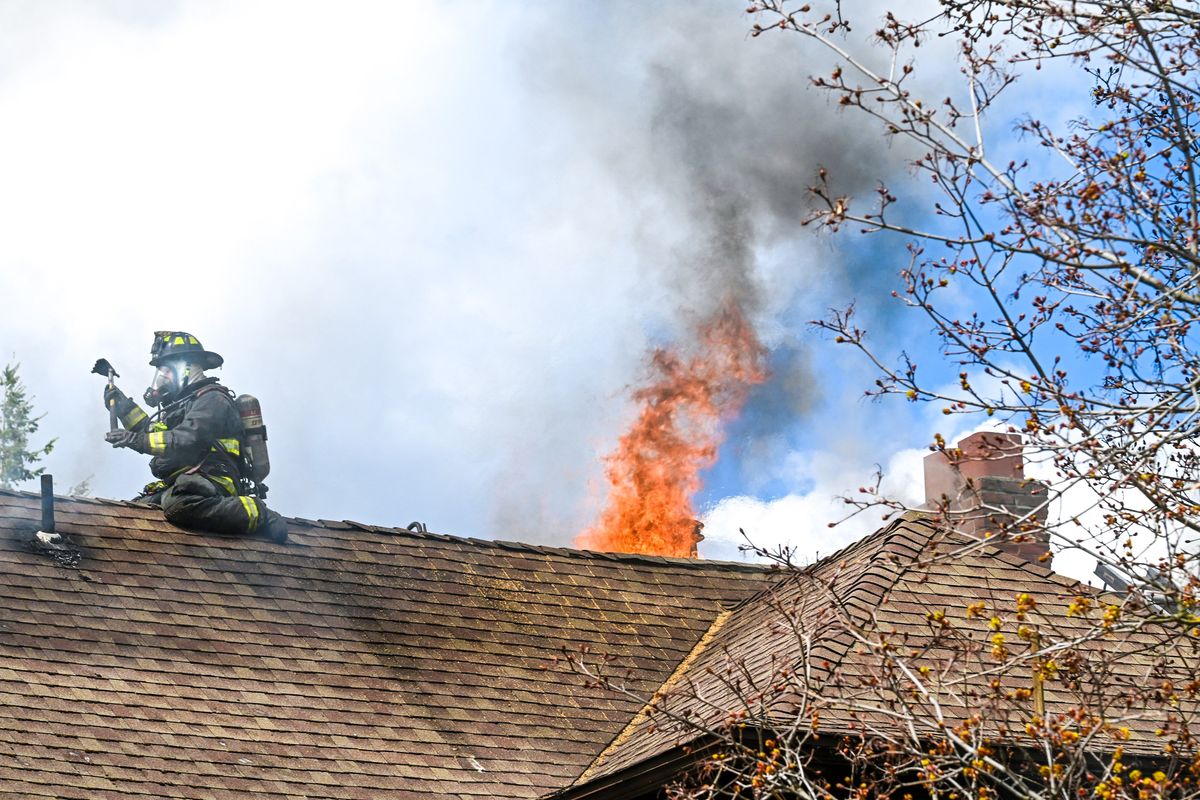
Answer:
[
  {"left": 762, "top": 514, "right": 940, "bottom": 716},
  {"left": 792, "top": 510, "right": 936, "bottom": 580},
  {"left": 719, "top": 511, "right": 936, "bottom": 617},
  {"left": 807, "top": 511, "right": 1080, "bottom": 592},
  {"left": 793, "top": 515, "right": 1086, "bottom": 685},
  {"left": 826, "top": 513, "right": 938, "bottom": 621},
  {"left": 0, "top": 488, "right": 776, "bottom": 573},
  {"left": 561, "top": 514, "right": 942, "bottom": 791}
]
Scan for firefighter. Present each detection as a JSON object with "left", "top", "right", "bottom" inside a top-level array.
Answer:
[{"left": 102, "top": 332, "right": 289, "bottom": 544}]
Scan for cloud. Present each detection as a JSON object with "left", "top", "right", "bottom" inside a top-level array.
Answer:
[{"left": 700, "top": 442, "right": 929, "bottom": 563}]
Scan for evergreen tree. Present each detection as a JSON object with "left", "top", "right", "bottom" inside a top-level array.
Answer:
[{"left": 0, "top": 362, "right": 55, "bottom": 490}]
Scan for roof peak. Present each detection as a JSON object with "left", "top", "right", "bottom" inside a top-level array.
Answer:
[{"left": 0, "top": 487, "right": 776, "bottom": 573}]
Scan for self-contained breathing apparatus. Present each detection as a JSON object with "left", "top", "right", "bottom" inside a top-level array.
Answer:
[{"left": 235, "top": 393, "right": 271, "bottom": 496}]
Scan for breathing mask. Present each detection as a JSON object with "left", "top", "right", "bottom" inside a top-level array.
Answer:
[{"left": 144, "top": 360, "right": 204, "bottom": 408}]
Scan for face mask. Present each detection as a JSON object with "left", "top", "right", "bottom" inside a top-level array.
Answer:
[{"left": 144, "top": 364, "right": 178, "bottom": 408}]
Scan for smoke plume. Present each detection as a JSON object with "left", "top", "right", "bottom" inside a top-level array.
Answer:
[{"left": 517, "top": 3, "right": 916, "bottom": 553}]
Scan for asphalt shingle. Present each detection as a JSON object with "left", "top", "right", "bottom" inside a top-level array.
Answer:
[
  {"left": 0, "top": 488, "right": 774, "bottom": 799},
  {"left": 573, "top": 513, "right": 1200, "bottom": 789}
]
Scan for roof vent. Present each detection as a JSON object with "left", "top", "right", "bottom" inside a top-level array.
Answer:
[
  {"left": 34, "top": 474, "right": 61, "bottom": 547},
  {"left": 28, "top": 475, "right": 80, "bottom": 568},
  {"left": 689, "top": 520, "right": 705, "bottom": 558}
]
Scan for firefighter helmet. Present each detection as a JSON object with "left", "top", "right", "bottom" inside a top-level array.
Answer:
[{"left": 149, "top": 331, "right": 224, "bottom": 370}]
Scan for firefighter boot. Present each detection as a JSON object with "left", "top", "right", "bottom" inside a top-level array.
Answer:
[{"left": 262, "top": 509, "right": 289, "bottom": 545}]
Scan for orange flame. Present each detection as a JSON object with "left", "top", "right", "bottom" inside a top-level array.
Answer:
[{"left": 576, "top": 302, "right": 768, "bottom": 557}]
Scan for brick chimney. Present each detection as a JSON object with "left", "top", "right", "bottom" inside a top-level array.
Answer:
[{"left": 923, "top": 432, "right": 1051, "bottom": 566}]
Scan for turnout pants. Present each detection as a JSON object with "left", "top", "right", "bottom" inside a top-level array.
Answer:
[{"left": 157, "top": 473, "right": 267, "bottom": 536}]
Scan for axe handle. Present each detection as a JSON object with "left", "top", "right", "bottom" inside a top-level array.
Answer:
[{"left": 107, "top": 374, "right": 119, "bottom": 431}]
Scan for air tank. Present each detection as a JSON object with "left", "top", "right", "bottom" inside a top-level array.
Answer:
[{"left": 236, "top": 394, "right": 271, "bottom": 482}]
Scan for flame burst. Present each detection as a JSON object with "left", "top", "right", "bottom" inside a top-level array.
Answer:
[{"left": 576, "top": 302, "right": 768, "bottom": 557}]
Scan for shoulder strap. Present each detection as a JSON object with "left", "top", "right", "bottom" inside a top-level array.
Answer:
[{"left": 193, "top": 383, "right": 235, "bottom": 400}]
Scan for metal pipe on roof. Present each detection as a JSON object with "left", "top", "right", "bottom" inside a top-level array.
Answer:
[{"left": 40, "top": 474, "right": 54, "bottom": 534}]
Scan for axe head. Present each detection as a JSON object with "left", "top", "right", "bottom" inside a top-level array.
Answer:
[{"left": 91, "top": 358, "right": 118, "bottom": 379}]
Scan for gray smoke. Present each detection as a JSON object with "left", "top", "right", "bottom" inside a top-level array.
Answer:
[
  {"left": 527, "top": 2, "right": 911, "bottom": 332},
  {"left": 486, "top": 1, "right": 925, "bottom": 540}
]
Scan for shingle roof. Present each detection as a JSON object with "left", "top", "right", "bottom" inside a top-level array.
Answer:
[
  {"left": 0, "top": 488, "right": 775, "bottom": 800},
  {"left": 567, "top": 512, "right": 1200, "bottom": 793},
  {"left": 569, "top": 512, "right": 927, "bottom": 785}
]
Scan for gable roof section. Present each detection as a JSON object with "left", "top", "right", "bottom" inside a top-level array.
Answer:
[
  {"left": 0, "top": 488, "right": 775, "bottom": 800},
  {"left": 568, "top": 512, "right": 930, "bottom": 786},
  {"left": 827, "top": 523, "right": 1196, "bottom": 755},
  {"left": 565, "top": 513, "right": 1199, "bottom": 795}
]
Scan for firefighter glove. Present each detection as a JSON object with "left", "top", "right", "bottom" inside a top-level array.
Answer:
[
  {"left": 105, "top": 430, "right": 140, "bottom": 449},
  {"left": 103, "top": 384, "right": 127, "bottom": 411}
]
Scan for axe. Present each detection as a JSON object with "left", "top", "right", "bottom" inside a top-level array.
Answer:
[{"left": 91, "top": 358, "right": 120, "bottom": 432}]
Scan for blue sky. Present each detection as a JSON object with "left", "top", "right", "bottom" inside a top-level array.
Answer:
[{"left": 0, "top": 1, "right": 1100, "bottom": 576}]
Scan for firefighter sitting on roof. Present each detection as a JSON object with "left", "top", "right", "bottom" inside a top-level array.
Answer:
[{"left": 102, "top": 331, "right": 289, "bottom": 544}]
